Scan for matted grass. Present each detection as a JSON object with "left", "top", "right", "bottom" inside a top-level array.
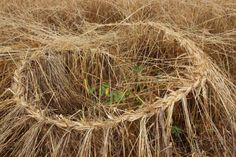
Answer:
[{"left": 0, "top": 0, "right": 236, "bottom": 156}]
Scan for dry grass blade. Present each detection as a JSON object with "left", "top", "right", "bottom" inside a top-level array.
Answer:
[{"left": 0, "top": 0, "right": 236, "bottom": 156}]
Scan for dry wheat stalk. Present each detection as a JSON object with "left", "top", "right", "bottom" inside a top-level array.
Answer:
[{"left": 0, "top": 0, "right": 236, "bottom": 156}]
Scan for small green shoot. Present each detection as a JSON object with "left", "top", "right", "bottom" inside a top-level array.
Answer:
[
  {"left": 133, "top": 64, "right": 144, "bottom": 74},
  {"left": 88, "top": 86, "right": 96, "bottom": 95},
  {"left": 99, "top": 83, "right": 110, "bottom": 97},
  {"left": 111, "top": 90, "right": 126, "bottom": 103},
  {"left": 171, "top": 125, "right": 182, "bottom": 137}
]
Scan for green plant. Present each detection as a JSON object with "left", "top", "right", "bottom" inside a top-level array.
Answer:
[
  {"left": 111, "top": 90, "right": 126, "bottom": 103},
  {"left": 88, "top": 86, "right": 96, "bottom": 95},
  {"left": 171, "top": 125, "right": 182, "bottom": 137},
  {"left": 99, "top": 83, "right": 110, "bottom": 97},
  {"left": 133, "top": 64, "right": 144, "bottom": 74},
  {"left": 97, "top": 83, "right": 127, "bottom": 104}
]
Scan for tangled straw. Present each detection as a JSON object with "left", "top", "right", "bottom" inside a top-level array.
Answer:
[{"left": 1, "top": 0, "right": 236, "bottom": 156}]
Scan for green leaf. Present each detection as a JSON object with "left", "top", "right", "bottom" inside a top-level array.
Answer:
[
  {"left": 171, "top": 125, "right": 182, "bottom": 137},
  {"left": 133, "top": 65, "right": 144, "bottom": 74},
  {"left": 111, "top": 90, "right": 126, "bottom": 103},
  {"left": 99, "top": 83, "right": 110, "bottom": 97},
  {"left": 88, "top": 86, "right": 96, "bottom": 95}
]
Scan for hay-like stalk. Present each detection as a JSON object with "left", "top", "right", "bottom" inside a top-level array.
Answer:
[{"left": 0, "top": 0, "right": 236, "bottom": 156}]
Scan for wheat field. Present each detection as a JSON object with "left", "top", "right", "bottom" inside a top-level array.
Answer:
[{"left": 0, "top": 0, "right": 236, "bottom": 156}]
